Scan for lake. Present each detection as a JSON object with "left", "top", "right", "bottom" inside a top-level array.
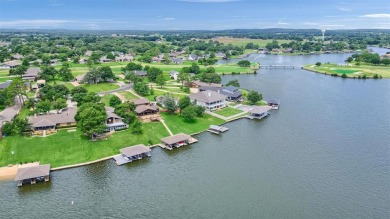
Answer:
[{"left": 0, "top": 49, "right": 389, "bottom": 218}]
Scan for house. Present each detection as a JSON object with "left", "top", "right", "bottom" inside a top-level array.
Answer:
[
  {"left": 0, "top": 80, "right": 11, "bottom": 90},
  {"left": 115, "top": 54, "right": 134, "bottom": 62},
  {"left": 133, "top": 70, "right": 148, "bottom": 77},
  {"left": 189, "top": 90, "right": 227, "bottom": 111},
  {"left": 152, "top": 57, "right": 161, "bottom": 63},
  {"left": 170, "top": 70, "right": 179, "bottom": 80},
  {"left": 171, "top": 58, "right": 183, "bottom": 64},
  {"left": 28, "top": 107, "right": 77, "bottom": 136},
  {"left": 22, "top": 67, "right": 42, "bottom": 81},
  {"left": 3, "top": 61, "right": 20, "bottom": 69},
  {"left": 84, "top": 50, "right": 93, "bottom": 56},
  {"left": 219, "top": 86, "right": 242, "bottom": 101},
  {"left": 12, "top": 54, "right": 24, "bottom": 60},
  {"left": 131, "top": 98, "right": 160, "bottom": 121},
  {"left": 105, "top": 106, "right": 128, "bottom": 132},
  {"left": 74, "top": 74, "right": 86, "bottom": 83},
  {"left": 29, "top": 59, "right": 43, "bottom": 65},
  {"left": 282, "top": 48, "right": 293, "bottom": 53},
  {"left": 100, "top": 56, "right": 110, "bottom": 63},
  {"left": 248, "top": 106, "right": 270, "bottom": 120},
  {"left": 215, "top": 52, "right": 226, "bottom": 58},
  {"left": 187, "top": 54, "right": 199, "bottom": 61},
  {"left": 0, "top": 103, "right": 20, "bottom": 129},
  {"left": 189, "top": 80, "right": 223, "bottom": 89}
]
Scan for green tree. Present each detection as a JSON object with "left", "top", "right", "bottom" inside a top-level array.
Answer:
[
  {"left": 78, "top": 92, "right": 101, "bottom": 106},
  {"left": 194, "top": 105, "right": 206, "bottom": 117},
  {"left": 155, "top": 74, "right": 166, "bottom": 88},
  {"left": 71, "top": 86, "right": 88, "bottom": 103},
  {"left": 9, "top": 65, "right": 27, "bottom": 77},
  {"left": 238, "top": 60, "right": 251, "bottom": 67},
  {"left": 178, "top": 96, "right": 191, "bottom": 114},
  {"left": 315, "top": 62, "right": 322, "bottom": 66},
  {"left": 131, "top": 118, "right": 143, "bottom": 134},
  {"left": 182, "top": 106, "right": 197, "bottom": 122},
  {"left": 247, "top": 90, "right": 262, "bottom": 105},
  {"left": 133, "top": 82, "right": 150, "bottom": 96},
  {"left": 163, "top": 96, "right": 178, "bottom": 114},
  {"left": 147, "top": 67, "right": 163, "bottom": 82},
  {"left": 226, "top": 79, "right": 240, "bottom": 87},
  {"left": 35, "top": 100, "right": 51, "bottom": 114},
  {"left": 123, "top": 62, "right": 143, "bottom": 72},
  {"left": 76, "top": 102, "right": 107, "bottom": 139},
  {"left": 59, "top": 65, "right": 74, "bottom": 81},
  {"left": 100, "top": 66, "right": 116, "bottom": 82},
  {"left": 39, "top": 66, "right": 58, "bottom": 81},
  {"left": 52, "top": 98, "right": 67, "bottom": 112},
  {"left": 199, "top": 73, "right": 221, "bottom": 83},
  {"left": 109, "top": 95, "right": 122, "bottom": 107}
]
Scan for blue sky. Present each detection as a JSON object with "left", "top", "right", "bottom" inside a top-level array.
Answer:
[{"left": 0, "top": 0, "right": 389, "bottom": 30}]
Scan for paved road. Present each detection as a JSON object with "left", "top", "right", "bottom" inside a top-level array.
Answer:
[{"left": 98, "top": 83, "right": 133, "bottom": 95}]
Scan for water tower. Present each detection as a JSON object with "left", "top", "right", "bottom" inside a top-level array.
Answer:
[{"left": 321, "top": 29, "right": 326, "bottom": 41}]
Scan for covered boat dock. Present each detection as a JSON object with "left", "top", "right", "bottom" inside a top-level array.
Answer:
[
  {"left": 15, "top": 164, "right": 50, "bottom": 187},
  {"left": 160, "top": 133, "right": 198, "bottom": 150},
  {"left": 247, "top": 106, "right": 271, "bottom": 120},
  {"left": 113, "top": 144, "right": 151, "bottom": 165},
  {"left": 208, "top": 125, "right": 229, "bottom": 134}
]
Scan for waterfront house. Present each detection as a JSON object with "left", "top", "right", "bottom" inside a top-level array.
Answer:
[
  {"left": 189, "top": 80, "right": 223, "bottom": 89},
  {"left": 105, "top": 106, "right": 128, "bottom": 132},
  {"left": 189, "top": 90, "right": 227, "bottom": 111},
  {"left": 131, "top": 98, "right": 160, "bottom": 121},
  {"left": 170, "top": 70, "right": 179, "bottom": 80},
  {"left": 219, "top": 86, "right": 242, "bottom": 101},
  {"left": 28, "top": 107, "right": 77, "bottom": 136},
  {"left": 22, "top": 67, "right": 42, "bottom": 81}
]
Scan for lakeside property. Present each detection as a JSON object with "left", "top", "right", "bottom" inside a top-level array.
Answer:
[{"left": 303, "top": 63, "right": 390, "bottom": 78}]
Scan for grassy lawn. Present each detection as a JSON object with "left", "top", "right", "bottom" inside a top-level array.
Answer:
[
  {"left": 0, "top": 122, "right": 169, "bottom": 168},
  {"left": 118, "top": 91, "right": 139, "bottom": 100},
  {"left": 304, "top": 63, "right": 390, "bottom": 78},
  {"left": 161, "top": 112, "right": 224, "bottom": 135},
  {"left": 100, "top": 94, "right": 114, "bottom": 106},
  {"left": 243, "top": 100, "right": 267, "bottom": 106},
  {"left": 81, "top": 83, "right": 120, "bottom": 93},
  {"left": 214, "top": 107, "right": 243, "bottom": 117},
  {"left": 16, "top": 107, "right": 31, "bottom": 120},
  {"left": 210, "top": 37, "right": 292, "bottom": 48}
]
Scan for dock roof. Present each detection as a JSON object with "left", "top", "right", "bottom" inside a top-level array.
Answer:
[
  {"left": 250, "top": 106, "right": 270, "bottom": 115},
  {"left": 15, "top": 164, "right": 50, "bottom": 181},
  {"left": 120, "top": 144, "right": 151, "bottom": 157},
  {"left": 161, "top": 133, "right": 191, "bottom": 145}
]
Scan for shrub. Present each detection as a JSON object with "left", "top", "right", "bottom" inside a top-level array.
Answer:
[
  {"left": 341, "top": 73, "right": 347, "bottom": 78},
  {"left": 315, "top": 62, "right": 321, "bottom": 66}
]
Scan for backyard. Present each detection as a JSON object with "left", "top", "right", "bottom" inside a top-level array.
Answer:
[{"left": 214, "top": 107, "right": 243, "bottom": 117}]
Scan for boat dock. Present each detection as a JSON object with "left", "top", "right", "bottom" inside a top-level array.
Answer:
[
  {"left": 113, "top": 144, "right": 151, "bottom": 166},
  {"left": 159, "top": 133, "right": 198, "bottom": 150},
  {"left": 15, "top": 164, "right": 50, "bottom": 187},
  {"left": 207, "top": 125, "right": 229, "bottom": 134},
  {"left": 246, "top": 106, "right": 271, "bottom": 120}
]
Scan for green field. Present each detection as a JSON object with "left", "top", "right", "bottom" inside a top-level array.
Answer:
[
  {"left": 0, "top": 122, "right": 169, "bottom": 168},
  {"left": 100, "top": 94, "right": 114, "bottom": 106},
  {"left": 211, "top": 37, "right": 292, "bottom": 48},
  {"left": 161, "top": 112, "right": 224, "bottom": 135},
  {"left": 118, "top": 91, "right": 139, "bottom": 100},
  {"left": 304, "top": 63, "right": 390, "bottom": 78},
  {"left": 81, "top": 83, "right": 120, "bottom": 93},
  {"left": 214, "top": 107, "right": 243, "bottom": 117}
]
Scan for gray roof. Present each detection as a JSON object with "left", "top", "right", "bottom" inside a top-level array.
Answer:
[
  {"left": 15, "top": 164, "right": 50, "bottom": 181},
  {"left": 170, "top": 70, "right": 179, "bottom": 75},
  {"left": 193, "top": 80, "right": 222, "bottom": 88},
  {"left": 189, "top": 91, "right": 226, "bottom": 103},
  {"left": 171, "top": 58, "right": 183, "bottom": 63},
  {"left": 28, "top": 107, "right": 77, "bottom": 128},
  {"left": 199, "top": 86, "right": 220, "bottom": 92},
  {"left": 24, "top": 67, "right": 42, "bottom": 77},
  {"left": 105, "top": 106, "right": 115, "bottom": 113},
  {"left": 250, "top": 106, "right": 270, "bottom": 115},
  {"left": 105, "top": 107, "right": 121, "bottom": 119},
  {"left": 0, "top": 80, "right": 11, "bottom": 89},
  {"left": 120, "top": 144, "right": 151, "bottom": 157},
  {"left": 131, "top": 98, "right": 150, "bottom": 106},
  {"left": 223, "top": 85, "right": 238, "bottom": 92},
  {"left": 135, "top": 105, "right": 159, "bottom": 114},
  {"left": 0, "top": 104, "right": 20, "bottom": 126},
  {"left": 161, "top": 133, "right": 191, "bottom": 145},
  {"left": 133, "top": 70, "right": 147, "bottom": 76},
  {"left": 4, "top": 61, "right": 20, "bottom": 67},
  {"left": 75, "top": 74, "right": 85, "bottom": 82}
]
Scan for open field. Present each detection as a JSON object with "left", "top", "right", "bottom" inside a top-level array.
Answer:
[
  {"left": 161, "top": 112, "right": 224, "bottom": 135},
  {"left": 81, "top": 83, "right": 120, "bottom": 93},
  {"left": 0, "top": 122, "right": 169, "bottom": 168},
  {"left": 214, "top": 107, "right": 243, "bottom": 117},
  {"left": 118, "top": 91, "right": 139, "bottom": 100},
  {"left": 304, "top": 63, "right": 390, "bottom": 78},
  {"left": 211, "top": 37, "right": 292, "bottom": 48}
]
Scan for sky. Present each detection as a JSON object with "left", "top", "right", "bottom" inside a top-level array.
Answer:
[{"left": 0, "top": 0, "right": 389, "bottom": 30}]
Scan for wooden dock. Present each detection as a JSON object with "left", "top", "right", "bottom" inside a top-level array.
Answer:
[{"left": 207, "top": 125, "right": 229, "bottom": 134}]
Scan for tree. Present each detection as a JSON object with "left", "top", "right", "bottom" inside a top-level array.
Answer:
[
  {"left": 123, "top": 62, "right": 143, "bottom": 71},
  {"left": 131, "top": 118, "right": 143, "bottom": 134},
  {"left": 9, "top": 65, "right": 27, "bottom": 77},
  {"left": 205, "top": 67, "right": 215, "bottom": 73},
  {"left": 133, "top": 82, "right": 150, "bottom": 96},
  {"left": 194, "top": 105, "right": 206, "bottom": 117},
  {"left": 39, "top": 66, "right": 58, "bottom": 81},
  {"left": 182, "top": 106, "right": 197, "bottom": 122},
  {"left": 315, "top": 62, "right": 322, "bottom": 66},
  {"left": 178, "top": 72, "right": 192, "bottom": 86},
  {"left": 52, "top": 98, "right": 67, "bottom": 112},
  {"left": 226, "top": 79, "right": 240, "bottom": 87},
  {"left": 247, "top": 90, "right": 262, "bottom": 105},
  {"left": 199, "top": 73, "right": 221, "bottom": 83},
  {"left": 59, "top": 65, "right": 74, "bottom": 81},
  {"left": 1, "top": 118, "right": 28, "bottom": 136},
  {"left": 346, "top": 57, "right": 353, "bottom": 62},
  {"left": 164, "top": 96, "right": 178, "bottom": 114},
  {"left": 109, "top": 95, "right": 122, "bottom": 107},
  {"left": 84, "top": 67, "right": 102, "bottom": 84},
  {"left": 190, "top": 63, "right": 201, "bottom": 74},
  {"left": 76, "top": 102, "right": 107, "bottom": 139},
  {"left": 100, "top": 66, "right": 115, "bottom": 82},
  {"left": 147, "top": 67, "right": 163, "bottom": 82},
  {"left": 178, "top": 96, "right": 191, "bottom": 114},
  {"left": 125, "top": 72, "right": 143, "bottom": 84},
  {"left": 155, "top": 74, "right": 166, "bottom": 88},
  {"left": 71, "top": 86, "right": 88, "bottom": 103},
  {"left": 115, "top": 102, "right": 136, "bottom": 124},
  {"left": 78, "top": 92, "right": 101, "bottom": 106},
  {"left": 35, "top": 100, "right": 51, "bottom": 114},
  {"left": 238, "top": 60, "right": 251, "bottom": 67}
]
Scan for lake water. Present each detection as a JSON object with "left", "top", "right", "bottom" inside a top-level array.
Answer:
[{"left": 1, "top": 48, "right": 389, "bottom": 218}]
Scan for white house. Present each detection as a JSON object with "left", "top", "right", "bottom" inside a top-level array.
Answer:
[
  {"left": 189, "top": 91, "right": 227, "bottom": 111},
  {"left": 170, "top": 70, "right": 179, "bottom": 80}
]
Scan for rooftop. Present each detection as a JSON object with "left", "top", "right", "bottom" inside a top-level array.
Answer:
[
  {"left": 15, "top": 164, "right": 50, "bottom": 181},
  {"left": 28, "top": 107, "right": 77, "bottom": 128},
  {"left": 161, "top": 133, "right": 191, "bottom": 145},
  {"left": 120, "top": 144, "right": 151, "bottom": 157},
  {"left": 189, "top": 90, "right": 226, "bottom": 103}
]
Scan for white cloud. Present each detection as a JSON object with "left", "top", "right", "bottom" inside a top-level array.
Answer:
[
  {"left": 164, "top": 18, "right": 175, "bottom": 20},
  {"left": 277, "top": 22, "right": 289, "bottom": 25},
  {"left": 178, "top": 0, "right": 241, "bottom": 2},
  {"left": 0, "top": 19, "right": 73, "bottom": 27},
  {"left": 336, "top": 7, "right": 351, "bottom": 12},
  {"left": 361, "top": 14, "right": 390, "bottom": 18},
  {"left": 303, "top": 22, "right": 318, "bottom": 25}
]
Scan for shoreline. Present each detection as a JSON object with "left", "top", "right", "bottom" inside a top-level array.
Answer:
[{"left": 302, "top": 66, "right": 389, "bottom": 79}]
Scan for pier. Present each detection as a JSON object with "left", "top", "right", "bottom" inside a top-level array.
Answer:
[
  {"left": 15, "top": 164, "right": 50, "bottom": 187},
  {"left": 259, "top": 65, "right": 300, "bottom": 69},
  {"left": 159, "top": 133, "right": 198, "bottom": 150},
  {"left": 113, "top": 144, "right": 151, "bottom": 166},
  {"left": 207, "top": 125, "right": 229, "bottom": 134}
]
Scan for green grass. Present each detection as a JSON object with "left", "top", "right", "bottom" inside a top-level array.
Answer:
[
  {"left": 214, "top": 107, "right": 243, "bottom": 117},
  {"left": 243, "top": 100, "right": 267, "bottom": 106},
  {"left": 0, "top": 122, "right": 169, "bottom": 168},
  {"left": 16, "top": 107, "right": 31, "bottom": 120},
  {"left": 81, "top": 83, "right": 119, "bottom": 93},
  {"left": 100, "top": 94, "right": 114, "bottom": 106},
  {"left": 118, "top": 91, "right": 139, "bottom": 100},
  {"left": 304, "top": 63, "right": 390, "bottom": 78},
  {"left": 210, "top": 37, "right": 292, "bottom": 48},
  {"left": 161, "top": 112, "right": 224, "bottom": 135}
]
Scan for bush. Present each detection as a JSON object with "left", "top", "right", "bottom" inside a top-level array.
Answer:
[
  {"left": 362, "top": 75, "right": 367, "bottom": 79},
  {"left": 183, "top": 87, "right": 190, "bottom": 93},
  {"left": 341, "top": 73, "right": 347, "bottom": 78},
  {"left": 237, "top": 60, "right": 251, "bottom": 67},
  {"left": 315, "top": 62, "right": 321, "bottom": 66},
  {"left": 373, "top": 74, "right": 379, "bottom": 79}
]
